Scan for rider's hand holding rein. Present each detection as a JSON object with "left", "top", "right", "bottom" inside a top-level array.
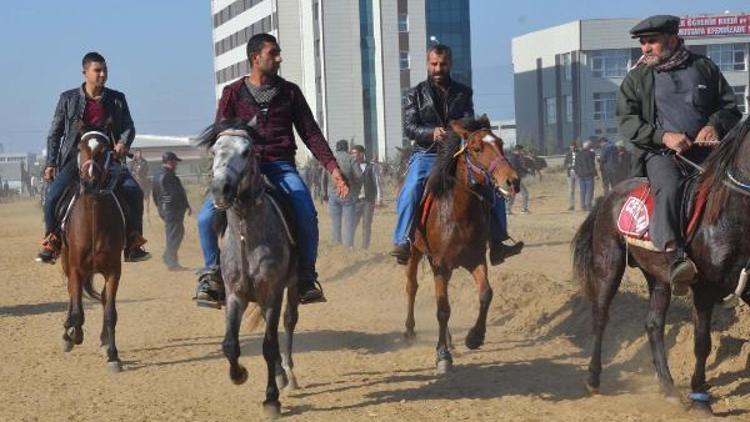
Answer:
[
  {"left": 43, "top": 166, "right": 56, "bottom": 182},
  {"left": 433, "top": 127, "right": 447, "bottom": 142},
  {"left": 331, "top": 167, "right": 350, "bottom": 198},
  {"left": 113, "top": 142, "right": 128, "bottom": 159},
  {"left": 662, "top": 131, "right": 692, "bottom": 154},
  {"left": 695, "top": 125, "right": 720, "bottom": 145}
]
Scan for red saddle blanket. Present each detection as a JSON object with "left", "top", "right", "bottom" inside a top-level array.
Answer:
[{"left": 616, "top": 181, "right": 709, "bottom": 241}]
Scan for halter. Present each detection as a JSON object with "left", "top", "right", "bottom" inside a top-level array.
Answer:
[
  {"left": 453, "top": 129, "right": 508, "bottom": 192},
  {"left": 78, "top": 132, "right": 119, "bottom": 193}
]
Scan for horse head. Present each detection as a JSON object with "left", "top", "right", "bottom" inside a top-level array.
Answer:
[
  {"left": 450, "top": 114, "right": 520, "bottom": 197},
  {"left": 78, "top": 129, "right": 114, "bottom": 192},
  {"left": 198, "top": 118, "right": 262, "bottom": 210}
]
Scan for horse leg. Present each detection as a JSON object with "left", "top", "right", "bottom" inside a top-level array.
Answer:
[
  {"left": 433, "top": 265, "right": 453, "bottom": 374},
  {"left": 689, "top": 283, "right": 714, "bottom": 414},
  {"left": 63, "top": 269, "right": 85, "bottom": 351},
  {"left": 644, "top": 275, "right": 679, "bottom": 399},
  {"left": 586, "top": 243, "right": 625, "bottom": 393},
  {"left": 281, "top": 287, "right": 299, "bottom": 390},
  {"left": 262, "top": 302, "right": 283, "bottom": 419},
  {"left": 465, "top": 262, "right": 492, "bottom": 350},
  {"left": 102, "top": 272, "right": 122, "bottom": 372},
  {"left": 404, "top": 250, "right": 422, "bottom": 342},
  {"left": 222, "top": 293, "right": 249, "bottom": 385}
]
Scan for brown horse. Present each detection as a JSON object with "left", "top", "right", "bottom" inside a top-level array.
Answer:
[
  {"left": 573, "top": 118, "right": 750, "bottom": 414},
  {"left": 404, "top": 116, "right": 520, "bottom": 373},
  {"left": 60, "top": 130, "right": 126, "bottom": 372}
]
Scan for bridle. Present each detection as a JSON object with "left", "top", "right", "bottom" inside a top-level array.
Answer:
[
  {"left": 453, "top": 128, "right": 510, "bottom": 195},
  {"left": 78, "top": 131, "right": 119, "bottom": 193}
]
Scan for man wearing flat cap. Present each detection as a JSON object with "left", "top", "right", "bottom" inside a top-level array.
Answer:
[
  {"left": 617, "top": 14, "right": 741, "bottom": 295},
  {"left": 153, "top": 151, "right": 192, "bottom": 271}
]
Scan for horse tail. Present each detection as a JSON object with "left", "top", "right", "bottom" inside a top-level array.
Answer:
[
  {"left": 243, "top": 304, "right": 264, "bottom": 332},
  {"left": 572, "top": 199, "right": 602, "bottom": 301},
  {"left": 82, "top": 274, "right": 102, "bottom": 301}
]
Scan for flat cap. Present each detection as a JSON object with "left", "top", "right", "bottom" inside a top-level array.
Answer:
[
  {"left": 162, "top": 151, "right": 182, "bottom": 162},
  {"left": 630, "top": 15, "right": 680, "bottom": 39}
]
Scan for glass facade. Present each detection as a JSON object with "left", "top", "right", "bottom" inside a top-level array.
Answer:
[
  {"left": 425, "top": 0, "right": 472, "bottom": 87},
  {"left": 359, "top": 0, "right": 378, "bottom": 157}
]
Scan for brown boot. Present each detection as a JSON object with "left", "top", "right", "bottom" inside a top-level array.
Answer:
[{"left": 124, "top": 232, "right": 151, "bottom": 262}]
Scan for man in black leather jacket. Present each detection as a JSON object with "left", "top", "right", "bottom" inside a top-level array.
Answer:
[
  {"left": 390, "top": 44, "right": 523, "bottom": 265},
  {"left": 36, "top": 52, "right": 150, "bottom": 263}
]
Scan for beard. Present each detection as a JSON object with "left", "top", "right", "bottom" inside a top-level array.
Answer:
[{"left": 643, "top": 46, "right": 674, "bottom": 68}]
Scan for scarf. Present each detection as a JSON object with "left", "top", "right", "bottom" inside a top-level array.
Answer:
[
  {"left": 633, "top": 37, "right": 691, "bottom": 72},
  {"left": 245, "top": 77, "right": 280, "bottom": 110}
]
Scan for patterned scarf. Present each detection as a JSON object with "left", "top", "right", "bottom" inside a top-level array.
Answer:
[
  {"left": 245, "top": 77, "right": 280, "bottom": 110},
  {"left": 633, "top": 37, "right": 691, "bottom": 72}
]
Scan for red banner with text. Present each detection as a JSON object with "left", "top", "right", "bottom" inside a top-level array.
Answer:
[{"left": 679, "top": 15, "right": 750, "bottom": 38}]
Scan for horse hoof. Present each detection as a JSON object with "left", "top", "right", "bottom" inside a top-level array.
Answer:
[
  {"left": 689, "top": 400, "right": 713, "bottom": 416},
  {"left": 230, "top": 365, "right": 248, "bottom": 385},
  {"left": 436, "top": 359, "right": 453, "bottom": 375},
  {"left": 465, "top": 329, "right": 485, "bottom": 350},
  {"left": 262, "top": 401, "right": 282, "bottom": 419},
  {"left": 62, "top": 340, "right": 74, "bottom": 353},
  {"left": 584, "top": 381, "right": 599, "bottom": 395},
  {"left": 275, "top": 372, "right": 289, "bottom": 390},
  {"left": 404, "top": 331, "right": 417, "bottom": 343},
  {"left": 107, "top": 360, "right": 122, "bottom": 373}
]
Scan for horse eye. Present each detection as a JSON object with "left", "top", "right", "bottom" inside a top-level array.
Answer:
[{"left": 241, "top": 149, "right": 250, "bottom": 158}]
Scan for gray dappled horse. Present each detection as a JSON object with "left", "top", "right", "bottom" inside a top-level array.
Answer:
[{"left": 198, "top": 118, "right": 299, "bottom": 418}]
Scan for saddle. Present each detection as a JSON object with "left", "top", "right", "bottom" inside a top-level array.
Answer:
[{"left": 616, "top": 176, "right": 709, "bottom": 251}]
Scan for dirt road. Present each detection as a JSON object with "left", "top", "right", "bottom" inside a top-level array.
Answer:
[{"left": 2, "top": 173, "right": 749, "bottom": 421}]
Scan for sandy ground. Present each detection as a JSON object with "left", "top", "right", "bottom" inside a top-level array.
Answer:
[{"left": 2, "top": 172, "right": 750, "bottom": 421}]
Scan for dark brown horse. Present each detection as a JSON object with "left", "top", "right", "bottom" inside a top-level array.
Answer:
[
  {"left": 60, "top": 130, "right": 126, "bottom": 372},
  {"left": 573, "top": 118, "right": 750, "bottom": 414},
  {"left": 404, "top": 116, "right": 520, "bottom": 373}
]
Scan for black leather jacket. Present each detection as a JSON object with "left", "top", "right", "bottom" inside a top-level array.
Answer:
[
  {"left": 402, "top": 78, "right": 474, "bottom": 151},
  {"left": 46, "top": 85, "right": 135, "bottom": 168}
]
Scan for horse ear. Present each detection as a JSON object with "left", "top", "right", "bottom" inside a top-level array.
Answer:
[
  {"left": 247, "top": 116, "right": 258, "bottom": 130},
  {"left": 478, "top": 114, "right": 490, "bottom": 128},
  {"left": 450, "top": 120, "right": 469, "bottom": 139}
]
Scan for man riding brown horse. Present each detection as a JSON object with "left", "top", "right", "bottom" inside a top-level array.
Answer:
[
  {"left": 390, "top": 44, "right": 523, "bottom": 266},
  {"left": 37, "top": 52, "right": 150, "bottom": 264}
]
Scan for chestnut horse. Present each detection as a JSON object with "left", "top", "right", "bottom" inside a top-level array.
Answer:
[
  {"left": 573, "top": 118, "right": 750, "bottom": 414},
  {"left": 60, "top": 129, "right": 126, "bottom": 372},
  {"left": 404, "top": 116, "right": 519, "bottom": 373}
]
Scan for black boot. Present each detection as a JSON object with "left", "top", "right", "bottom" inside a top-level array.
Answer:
[
  {"left": 389, "top": 244, "right": 411, "bottom": 265},
  {"left": 298, "top": 271, "right": 326, "bottom": 304},
  {"left": 195, "top": 268, "right": 225, "bottom": 309},
  {"left": 669, "top": 248, "right": 697, "bottom": 297},
  {"left": 489, "top": 240, "right": 524, "bottom": 266}
]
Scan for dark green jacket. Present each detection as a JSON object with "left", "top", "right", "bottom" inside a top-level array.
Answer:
[{"left": 616, "top": 54, "right": 741, "bottom": 176}]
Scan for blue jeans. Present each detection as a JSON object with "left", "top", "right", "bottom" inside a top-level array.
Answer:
[
  {"left": 488, "top": 189, "right": 509, "bottom": 245},
  {"left": 579, "top": 176, "right": 595, "bottom": 210},
  {"left": 197, "top": 161, "right": 319, "bottom": 280},
  {"left": 43, "top": 160, "right": 143, "bottom": 235},
  {"left": 393, "top": 152, "right": 437, "bottom": 247},
  {"left": 197, "top": 194, "right": 219, "bottom": 270},
  {"left": 329, "top": 194, "right": 356, "bottom": 247}
]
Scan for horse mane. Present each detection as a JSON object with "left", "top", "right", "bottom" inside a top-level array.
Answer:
[
  {"left": 702, "top": 118, "right": 750, "bottom": 223},
  {"left": 196, "top": 118, "right": 257, "bottom": 149},
  {"left": 425, "top": 117, "right": 490, "bottom": 198}
]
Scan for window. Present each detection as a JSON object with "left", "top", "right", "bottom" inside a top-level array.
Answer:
[
  {"left": 562, "top": 53, "right": 572, "bottom": 81},
  {"left": 590, "top": 50, "right": 629, "bottom": 78},
  {"left": 707, "top": 44, "right": 746, "bottom": 72},
  {"left": 545, "top": 97, "right": 557, "bottom": 125},
  {"left": 734, "top": 85, "right": 747, "bottom": 114},
  {"left": 398, "top": 14, "right": 409, "bottom": 32},
  {"left": 399, "top": 51, "right": 410, "bottom": 69},
  {"left": 593, "top": 92, "right": 617, "bottom": 120},
  {"left": 565, "top": 95, "right": 573, "bottom": 123}
]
